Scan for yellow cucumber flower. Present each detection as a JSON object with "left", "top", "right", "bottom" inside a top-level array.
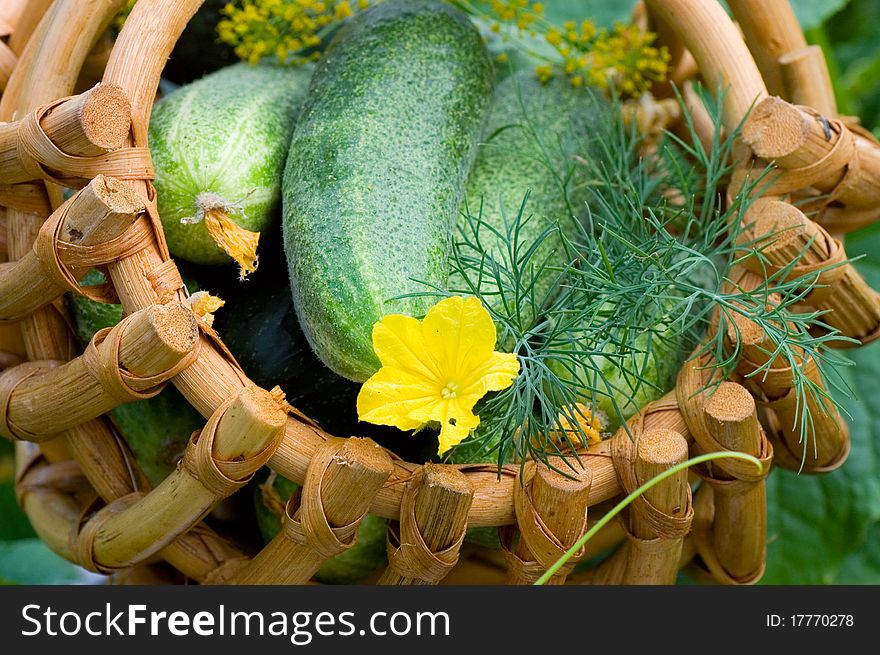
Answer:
[{"left": 357, "top": 296, "right": 520, "bottom": 455}]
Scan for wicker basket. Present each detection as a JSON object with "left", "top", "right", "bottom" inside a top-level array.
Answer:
[{"left": 1, "top": 0, "right": 878, "bottom": 586}]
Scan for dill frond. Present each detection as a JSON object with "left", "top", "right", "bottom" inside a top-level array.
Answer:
[{"left": 434, "top": 84, "right": 852, "bottom": 470}]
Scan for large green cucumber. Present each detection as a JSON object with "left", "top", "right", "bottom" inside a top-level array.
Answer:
[
  {"left": 282, "top": 0, "right": 493, "bottom": 382},
  {"left": 452, "top": 71, "right": 606, "bottom": 320},
  {"left": 253, "top": 472, "right": 388, "bottom": 584},
  {"left": 150, "top": 63, "right": 311, "bottom": 271},
  {"left": 66, "top": 271, "right": 205, "bottom": 486}
]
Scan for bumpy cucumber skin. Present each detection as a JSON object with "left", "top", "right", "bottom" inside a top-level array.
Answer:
[
  {"left": 150, "top": 63, "right": 311, "bottom": 265},
  {"left": 66, "top": 272, "right": 205, "bottom": 486},
  {"left": 452, "top": 71, "right": 605, "bottom": 314},
  {"left": 253, "top": 473, "right": 388, "bottom": 584},
  {"left": 282, "top": 0, "right": 493, "bottom": 382}
]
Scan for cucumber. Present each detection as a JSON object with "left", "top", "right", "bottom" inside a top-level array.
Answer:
[
  {"left": 149, "top": 62, "right": 311, "bottom": 276},
  {"left": 253, "top": 472, "right": 388, "bottom": 584},
  {"left": 212, "top": 249, "right": 438, "bottom": 463},
  {"left": 282, "top": 0, "right": 493, "bottom": 382},
  {"left": 210, "top": 257, "right": 365, "bottom": 438},
  {"left": 452, "top": 71, "right": 606, "bottom": 321},
  {"left": 66, "top": 271, "right": 205, "bottom": 486},
  {"left": 553, "top": 316, "right": 689, "bottom": 431}
]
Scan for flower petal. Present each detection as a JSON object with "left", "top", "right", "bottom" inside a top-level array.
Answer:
[
  {"left": 422, "top": 296, "right": 498, "bottom": 380},
  {"left": 372, "top": 314, "right": 440, "bottom": 381},
  {"left": 437, "top": 403, "right": 481, "bottom": 456},
  {"left": 460, "top": 351, "right": 521, "bottom": 398},
  {"left": 357, "top": 367, "right": 438, "bottom": 431}
]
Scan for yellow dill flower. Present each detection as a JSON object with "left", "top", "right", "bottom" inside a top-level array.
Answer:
[
  {"left": 218, "top": 0, "right": 372, "bottom": 66},
  {"left": 553, "top": 404, "right": 605, "bottom": 445},
  {"left": 536, "top": 16, "right": 669, "bottom": 97},
  {"left": 357, "top": 296, "right": 520, "bottom": 455},
  {"left": 535, "top": 63, "right": 553, "bottom": 82},
  {"left": 489, "top": 0, "right": 542, "bottom": 32}
]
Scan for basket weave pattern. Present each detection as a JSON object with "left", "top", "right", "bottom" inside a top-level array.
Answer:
[{"left": 1, "top": 0, "right": 878, "bottom": 585}]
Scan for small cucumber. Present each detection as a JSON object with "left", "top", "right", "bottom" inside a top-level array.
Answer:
[
  {"left": 150, "top": 62, "right": 311, "bottom": 276},
  {"left": 282, "top": 0, "right": 493, "bottom": 382}
]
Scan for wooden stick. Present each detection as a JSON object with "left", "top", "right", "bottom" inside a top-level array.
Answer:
[
  {"left": 0, "top": 175, "right": 144, "bottom": 322},
  {"left": 0, "top": 41, "right": 15, "bottom": 92},
  {"left": 643, "top": 0, "right": 767, "bottom": 130},
  {"left": 378, "top": 464, "right": 473, "bottom": 585},
  {"left": 622, "top": 428, "right": 689, "bottom": 584},
  {"left": 14, "top": 442, "right": 85, "bottom": 562},
  {"left": 230, "top": 438, "right": 393, "bottom": 584},
  {"left": 726, "top": 0, "right": 807, "bottom": 98},
  {"left": 0, "top": 0, "right": 29, "bottom": 30},
  {"left": 0, "top": 83, "right": 132, "bottom": 184},
  {"left": 742, "top": 97, "right": 880, "bottom": 208},
  {"left": 703, "top": 382, "right": 766, "bottom": 580},
  {"left": 89, "top": 386, "right": 287, "bottom": 570},
  {"left": 5, "top": 0, "right": 54, "bottom": 57},
  {"left": 507, "top": 457, "right": 592, "bottom": 585},
  {"left": 768, "top": 362, "right": 848, "bottom": 470},
  {"left": 750, "top": 199, "right": 880, "bottom": 341},
  {"left": 674, "top": 80, "right": 717, "bottom": 156},
  {"left": 3, "top": 302, "right": 198, "bottom": 440},
  {"left": 779, "top": 46, "right": 837, "bottom": 117}
]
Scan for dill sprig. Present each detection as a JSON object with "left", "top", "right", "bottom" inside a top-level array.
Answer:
[{"left": 440, "top": 85, "right": 852, "bottom": 470}]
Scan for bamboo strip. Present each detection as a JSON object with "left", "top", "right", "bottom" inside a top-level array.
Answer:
[
  {"left": 6, "top": 0, "right": 54, "bottom": 57},
  {"left": 0, "top": 174, "right": 144, "bottom": 322},
  {"left": 749, "top": 198, "right": 880, "bottom": 341},
  {"left": 0, "top": 321, "right": 26, "bottom": 357},
  {"left": 767, "top": 361, "right": 849, "bottom": 470},
  {"left": 0, "top": 0, "right": 29, "bottom": 30},
  {"left": 0, "top": 41, "right": 15, "bottom": 92},
  {"left": 506, "top": 458, "right": 592, "bottom": 585},
  {"left": 779, "top": 46, "right": 837, "bottom": 117},
  {"left": 378, "top": 464, "right": 473, "bottom": 585},
  {"left": 726, "top": 0, "right": 807, "bottom": 98},
  {"left": 621, "top": 428, "right": 689, "bottom": 584},
  {"left": 742, "top": 97, "right": 880, "bottom": 208},
  {"left": 644, "top": 0, "right": 767, "bottom": 130},
  {"left": 88, "top": 386, "right": 286, "bottom": 570},
  {"left": 1, "top": 0, "right": 125, "bottom": 120},
  {"left": 0, "top": 83, "right": 132, "bottom": 185},
  {"left": 818, "top": 204, "right": 880, "bottom": 235},
  {"left": 674, "top": 80, "right": 717, "bottom": 156},
  {"left": 703, "top": 382, "right": 766, "bottom": 580},
  {"left": 15, "top": 441, "right": 85, "bottom": 562},
  {"left": 3, "top": 302, "right": 198, "bottom": 440},
  {"left": 230, "top": 438, "right": 393, "bottom": 585}
]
